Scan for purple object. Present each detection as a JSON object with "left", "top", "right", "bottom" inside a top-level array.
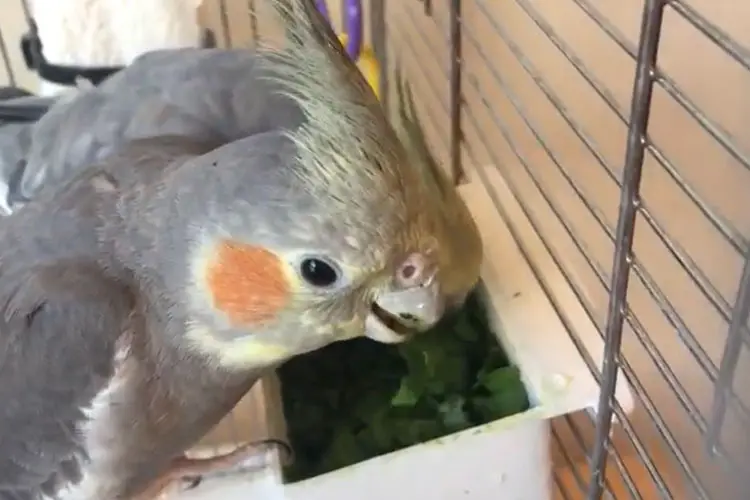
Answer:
[{"left": 315, "top": 0, "right": 363, "bottom": 61}]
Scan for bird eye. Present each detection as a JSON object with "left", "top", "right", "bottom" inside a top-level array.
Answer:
[{"left": 299, "top": 257, "right": 340, "bottom": 288}]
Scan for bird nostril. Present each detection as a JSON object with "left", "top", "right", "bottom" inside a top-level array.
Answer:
[
  {"left": 400, "top": 264, "right": 417, "bottom": 280},
  {"left": 397, "top": 253, "right": 432, "bottom": 288},
  {"left": 399, "top": 312, "right": 418, "bottom": 321}
]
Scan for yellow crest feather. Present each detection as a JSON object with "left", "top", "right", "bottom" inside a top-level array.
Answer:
[{"left": 257, "top": 0, "right": 424, "bottom": 221}]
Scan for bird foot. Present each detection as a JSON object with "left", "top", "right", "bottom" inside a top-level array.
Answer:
[{"left": 131, "top": 439, "right": 290, "bottom": 499}]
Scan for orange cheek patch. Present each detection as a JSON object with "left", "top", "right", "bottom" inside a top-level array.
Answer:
[{"left": 206, "top": 241, "right": 291, "bottom": 326}]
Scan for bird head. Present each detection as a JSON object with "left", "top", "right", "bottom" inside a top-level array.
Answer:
[{"left": 126, "top": 0, "right": 482, "bottom": 370}]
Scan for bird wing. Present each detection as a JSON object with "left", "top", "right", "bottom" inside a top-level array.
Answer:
[{"left": 0, "top": 260, "right": 133, "bottom": 499}]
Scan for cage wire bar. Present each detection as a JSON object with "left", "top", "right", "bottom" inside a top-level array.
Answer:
[
  {"left": 433, "top": 11, "right": 676, "bottom": 497},
  {"left": 586, "top": 2, "right": 665, "bottom": 498},
  {"left": 380, "top": 0, "right": 750, "bottom": 499},
  {"left": 1, "top": 0, "right": 750, "bottom": 499}
]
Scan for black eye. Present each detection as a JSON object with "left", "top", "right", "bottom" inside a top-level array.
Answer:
[{"left": 300, "top": 258, "right": 340, "bottom": 288}]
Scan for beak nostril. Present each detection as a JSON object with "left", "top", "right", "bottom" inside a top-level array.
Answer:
[
  {"left": 400, "top": 263, "right": 417, "bottom": 280},
  {"left": 399, "top": 312, "right": 418, "bottom": 321}
]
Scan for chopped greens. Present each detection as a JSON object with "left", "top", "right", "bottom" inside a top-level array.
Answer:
[{"left": 279, "top": 290, "right": 530, "bottom": 482}]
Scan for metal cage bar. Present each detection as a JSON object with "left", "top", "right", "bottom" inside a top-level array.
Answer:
[
  {"left": 448, "top": 0, "right": 463, "bottom": 184},
  {"left": 587, "top": 2, "right": 666, "bottom": 497},
  {"left": 707, "top": 254, "right": 750, "bottom": 455},
  {"left": 388, "top": 0, "right": 750, "bottom": 498}
]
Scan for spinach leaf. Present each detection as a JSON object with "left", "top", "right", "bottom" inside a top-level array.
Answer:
[{"left": 279, "top": 290, "right": 530, "bottom": 482}]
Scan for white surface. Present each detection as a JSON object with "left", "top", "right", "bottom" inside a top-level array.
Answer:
[
  {"left": 282, "top": 419, "right": 551, "bottom": 500},
  {"left": 462, "top": 165, "right": 635, "bottom": 420},
  {"left": 30, "top": 0, "right": 204, "bottom": 96},
  {"left": 184, "top": 419, "right": 551, "bottom": 500},
  {"left": 180, "top": 465, "right": 286, "bottom": 500}
]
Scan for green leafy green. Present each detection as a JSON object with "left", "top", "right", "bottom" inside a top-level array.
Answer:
[{"left": 278, "top": 291, "right": 530, "bottom": 482}]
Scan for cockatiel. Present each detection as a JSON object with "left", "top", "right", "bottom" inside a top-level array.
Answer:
[{"left": 0, "top": 1, "right": 483, "bottom": 499}]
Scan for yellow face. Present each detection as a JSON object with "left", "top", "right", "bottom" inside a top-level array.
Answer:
[
  {"left": 185, "top": 239, "right": 297, "bottom": 368},
  {"left": 186, "top": 225, "right": 461, "bottom": 371}
]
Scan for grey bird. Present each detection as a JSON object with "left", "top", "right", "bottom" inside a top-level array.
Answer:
[{"left": 0, "top": 1, "right": 483, "bottom": 498}]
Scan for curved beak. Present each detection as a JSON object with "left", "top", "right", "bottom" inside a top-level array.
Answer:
[{"left": 364, "top": 280, "right": 445, "bottom": 344}]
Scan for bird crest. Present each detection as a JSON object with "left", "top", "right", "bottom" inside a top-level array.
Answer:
[{"left": 258, "top": 0, "right": 420, "bottom": 219}]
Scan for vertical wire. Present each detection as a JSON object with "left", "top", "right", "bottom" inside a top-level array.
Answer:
[
  {"left": 448, "top": 0, "right": 463, "bottom": 184},
  {"left": 706, "top": 255, "right": 750, "bottom": 454},
  {"left": 587, "top": 0, "right": 667, "bottom": 497}
]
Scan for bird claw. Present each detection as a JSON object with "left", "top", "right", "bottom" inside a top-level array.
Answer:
[
  {"left": 181, "top": 475, "right": 203, "bottom": 491},
  {"left": 133, "top": 439, "right": 291, "bottom": 499},
  {"left": 174, "top": 438, "right": 292, "bottom": 492}
]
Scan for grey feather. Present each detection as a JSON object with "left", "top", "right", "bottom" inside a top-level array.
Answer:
[
  {"left": 0, "top": 136, "right": 216, "bottom": 498},
  {"left": 0, "top": 261, "right": 132, "bottom": 500},
  {"left": 0, "top": 48, "right": 305, "bottom": 214},
  {"left": 0, "top": 133, "right": 297, "bottom": 498}
]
